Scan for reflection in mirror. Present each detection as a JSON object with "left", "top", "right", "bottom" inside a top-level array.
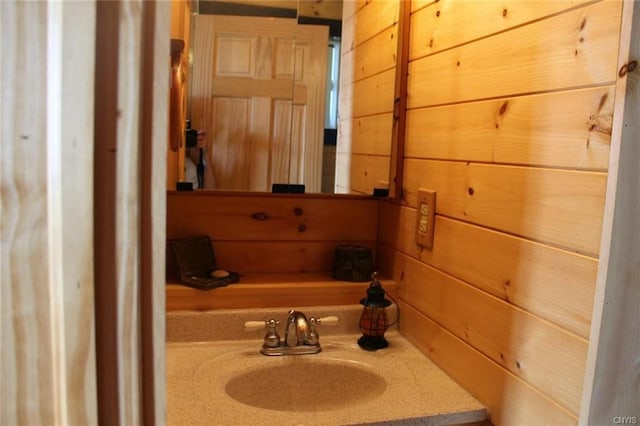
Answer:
[
  {"left": 190, "top": 14, "right": 299, "bottom": 191},
  {"left": 187, "top": 1, "right": 335, "bottom": 192},
  {"left": 335, "top": 0, "right": 400, "bottom": 196},
  {"left": 173, "top": 0, "right": 400, "bottom": 194}
]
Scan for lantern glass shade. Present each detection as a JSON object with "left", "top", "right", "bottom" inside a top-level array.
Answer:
[
  {"left": 359, "top": 306, "right": 388, "bottom": 336},
  {"left": 357, "top": 306, "right": 389, "bottom": 350}
]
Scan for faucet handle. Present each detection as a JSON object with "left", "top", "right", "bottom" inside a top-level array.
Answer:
[
  {"left": 317, "top": 315, "right": 340, "bottom": 326},
  {"left": 263, "top": 319, "right": 281, "bottom": 348},
  {"left": 244, "top": 320, "right": 268, "bottom": 330}
]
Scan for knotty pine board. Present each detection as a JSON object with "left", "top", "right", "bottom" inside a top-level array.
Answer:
[
  {"left": 378, "top": 206, "right": 597, "bottom": 339},
  {"left": 410, "top": 0, "right": 594, "bottom": 58},
  {"left": 396, "top": 252, "right": 587, "bottom": 414},
  {"left": 405, "top": 86, "right": 613, "bottom": 170},
  {"left": 400, "top": 305, "right": 577, "bottom": 425},
  {"left": 408, "top": 1, "right": 622, "bottom": 108},
  {"left": 402, "top": 159, "right": 607, "bottom": 256}
]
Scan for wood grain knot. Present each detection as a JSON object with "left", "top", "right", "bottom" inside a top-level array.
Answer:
[
  {"left": 499, "top": 101, "right": 509, "bottom": 115},
  {"left": 251, "top": 212, "right": 268, "bottom": 221},
  {"left": 468, "top": 187, "right": 474, "bottom": 195},
  {"left": 294, "top": 207, "right": 303, "bottom": 216},
  {"left": 297, "top": 224, "right": 306, "bottom": 232},
  {"left": 619, "top": 60, "right": 638, "bottom": 77}
]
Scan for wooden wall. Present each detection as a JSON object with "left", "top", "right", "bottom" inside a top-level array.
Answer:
[
  {"left": 165, "top": 191, "right": 396, "bottom": 310},
  {"left": 167, "top": 191, "right": 380, "bottom": 274},
  {"left": 378, "top": 1, "right": 625, "bottom": 424},
  {"left": 2, "top": 0, "right": 170, "bottom": 424},
  {"left": 335, "top": 0, "right": 398, "bottom": 194},
  {"left": 580, "top": 1, "right": 640, "bottom": 423},
  {"left": 1, "top": 2, "right": 98, "bottom": 423},
  {"left": 94, "top": 1, "right": 170, "bottom": 424}
]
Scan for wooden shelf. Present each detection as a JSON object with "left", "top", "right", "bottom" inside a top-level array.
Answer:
[{"left": 166, "top": 272, "right": 396, "bottom": 311}]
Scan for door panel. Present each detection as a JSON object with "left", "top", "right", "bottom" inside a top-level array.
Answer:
[{"left": 191, "top": 15, "right": 327, "bottom": 191}]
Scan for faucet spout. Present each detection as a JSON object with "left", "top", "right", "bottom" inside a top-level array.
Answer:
[
  {"left": 248, "top": 309, "right": 335, "bottom": 355},
  {"left": 285, "top": 310, "right": 309, "bottom": 346}
]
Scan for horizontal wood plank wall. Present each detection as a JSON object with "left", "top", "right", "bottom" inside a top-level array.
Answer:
[
  {"left": 335, "top": 0, "right": 398, "bottom": 194},
  {"left": 166, "top": 191, "right": 384, "bottom": 310},
  {"left": 378, "top": 0, "right": 623, "bottom": 424}
]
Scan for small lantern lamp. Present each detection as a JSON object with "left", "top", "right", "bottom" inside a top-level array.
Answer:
[{"left": 358, "top": 272, "right": 398, "bottom": 350}]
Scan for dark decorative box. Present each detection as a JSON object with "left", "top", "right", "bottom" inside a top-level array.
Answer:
[
  {"left": 332, "top": 245, "right": 374, "bottom": 282},
  {"left": 169, "top": 236, "right": 239, "bottom": 290}
]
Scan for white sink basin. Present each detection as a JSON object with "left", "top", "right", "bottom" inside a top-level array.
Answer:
[{"left": 224, "top": 358, "right": 387, "bottom": 412}]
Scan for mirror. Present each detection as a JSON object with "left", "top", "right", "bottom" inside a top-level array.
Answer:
[{"left": 171, "top": 0, "right": 399, "bottom": 195}]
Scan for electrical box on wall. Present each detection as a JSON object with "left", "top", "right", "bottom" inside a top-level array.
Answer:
[{"left": 415, "top": 189, "right": 436, "bottom": 249}]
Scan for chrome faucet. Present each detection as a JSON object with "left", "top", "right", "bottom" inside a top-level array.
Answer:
[
  {"left": 285, "top": 310, "right": 310, "bottom": 347},
  {"left": 244, "top": 310, "right": 339, "bottom": 356}
]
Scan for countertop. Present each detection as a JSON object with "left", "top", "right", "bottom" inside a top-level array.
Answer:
[{"left": 166, "top": 306, "right": 487, "bottom": 425}]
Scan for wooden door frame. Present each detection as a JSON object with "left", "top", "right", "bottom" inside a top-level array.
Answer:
[
  {"left": 93, "top": 0, "right": 169, "bottom": 424},
  {"left": 3, "top": 0, "right": 638, "bottom": 423},
  {"left": 579, "top": 0, "right": 640, "bottom": 423}
]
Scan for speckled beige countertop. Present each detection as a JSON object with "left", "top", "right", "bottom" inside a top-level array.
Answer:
[{"left": 166, "top": 305, "right": 487, "bottom": 426}]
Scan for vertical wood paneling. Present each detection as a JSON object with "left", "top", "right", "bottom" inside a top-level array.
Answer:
[
  {"left": 94, "top": 1, "right": 144, "bottom": 422},
  {"left": 581, "top": 1, "right": 640, "bottom": 423},
  {"left": 140, "top": 1, "right": 170, "bottom": 424},
  {"left": 59, "top": 2, "right": 99, "bottom": 423},
  {"left": 94, "top": 1, "right": 169, "bottom": 423},
  {"left": 3, "top": 1, "right": 61, "bottom": 423},
  {"left": 1, "top": 1, "right": 98, "bottom": 424}
]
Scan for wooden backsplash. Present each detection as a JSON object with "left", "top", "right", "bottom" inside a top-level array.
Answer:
[
  {"left": 378, "top": 0, "right": 623, "bottom": 424},
  {"left": 166, "top": 191, "right": 380, "bottom": 275}
]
